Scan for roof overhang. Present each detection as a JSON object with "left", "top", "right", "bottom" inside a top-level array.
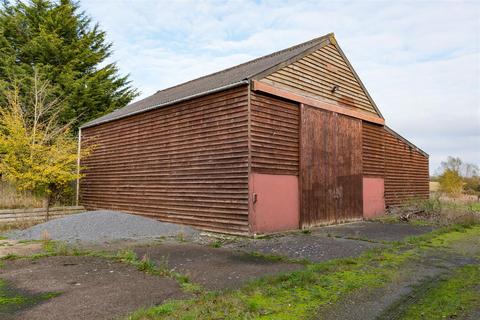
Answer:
[{"left": 81, "top": 80, "right": 249, "bottom": 129}]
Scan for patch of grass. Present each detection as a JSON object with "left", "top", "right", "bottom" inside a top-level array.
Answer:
[
  {"left": 404, "top": 224, "right": 480, "bottom": 249},
  {"left": 395, "top": 265, "right": 480, "bottom": 320},
  {"left": 126, "top": 225, "right": 480, "bottom": 320},
  {"left": 209, "top": 240, "right": 223, "bottom": 248},
  {"left": 1, "top": 254, "right": 19, "bottom": 260},
  {"left": 0, "top": 279, "right": 60, "bottom": 313},
  {"left": 127, "top": 301, "right": 185, "bottom": 320}
]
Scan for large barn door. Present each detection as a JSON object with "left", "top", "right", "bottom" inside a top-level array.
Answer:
[{"left": 300, "top": 105, "right": 363, "bottom": 227}]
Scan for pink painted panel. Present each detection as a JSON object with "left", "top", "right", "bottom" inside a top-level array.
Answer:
[
  {"left": 363, "top": 177, "right": 385, "bottom": 218},
  {"left": 249, "top": 173, "right": 299, "bottom": 233}
]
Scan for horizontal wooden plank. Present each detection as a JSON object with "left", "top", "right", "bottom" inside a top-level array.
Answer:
[
  {"left": 81, "top": 86, "right": 250, "bottom": 234},
  {"left": 262, "top": 44, "right": 381, "bottom": 116},
  {"left": 250, "top": 92, "right": 300, "bottom": 175}
]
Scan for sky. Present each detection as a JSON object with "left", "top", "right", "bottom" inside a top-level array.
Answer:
[{"left": 80, "top": 0, "right": 480, "bottom": 174}]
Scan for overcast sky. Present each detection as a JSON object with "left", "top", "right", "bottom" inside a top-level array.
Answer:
[{"left": 80, "top": 0, "right": 479, "bottom": 174}]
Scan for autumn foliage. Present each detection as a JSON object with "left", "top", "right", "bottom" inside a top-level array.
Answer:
[{"left": 0, "top": 74, "right": 91, "bottom": 217}]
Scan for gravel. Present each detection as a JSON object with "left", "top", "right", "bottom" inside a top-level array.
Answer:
[{"left": 8, "top": 210, "right": 200, "bottom": 243}]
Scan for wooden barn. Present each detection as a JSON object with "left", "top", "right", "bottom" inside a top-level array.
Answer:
[{"left": 78, "top": 33, "right": 429, "bottom": 235}]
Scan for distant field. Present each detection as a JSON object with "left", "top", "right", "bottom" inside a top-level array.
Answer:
[{"left": 430, "top": 181, "right": 440, "bottom": 192}]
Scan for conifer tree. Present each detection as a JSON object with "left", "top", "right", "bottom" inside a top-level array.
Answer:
[{"left": 0, "top": 0, "right": 138, "bottom": 128}]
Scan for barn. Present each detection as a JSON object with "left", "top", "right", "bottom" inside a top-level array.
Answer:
[{"left": 78, "top": 33, "right": 429, "bottom": 235}]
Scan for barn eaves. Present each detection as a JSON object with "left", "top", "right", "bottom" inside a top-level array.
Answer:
[{"left": 81, "top": 33, "right": 383, "bottom": 128}]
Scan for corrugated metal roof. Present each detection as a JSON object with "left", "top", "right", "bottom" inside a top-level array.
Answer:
[{"left": 82, "top": 33, "right": 332, "bottom": 128}]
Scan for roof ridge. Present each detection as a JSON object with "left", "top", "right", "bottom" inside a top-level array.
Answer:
[{"left": 151, "top": 33, "right": 332, "bottom": 96}]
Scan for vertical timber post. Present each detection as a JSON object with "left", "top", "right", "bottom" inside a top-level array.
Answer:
[
  {"left": 247, "top": 81, "right": 253, "bottom": 235},
  {"left": 75, "top": 128, "right": 81, "bottom": 206}
]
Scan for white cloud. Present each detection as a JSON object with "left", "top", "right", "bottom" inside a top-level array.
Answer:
[{"left": 81, "top": 0, "right": 480, "bottom": 172}]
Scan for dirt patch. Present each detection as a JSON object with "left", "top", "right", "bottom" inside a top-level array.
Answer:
[
  {"left": 134, "top": 243, "right": 303, "bottom": 291},
  {"left": 0, "top": 240, "right": 42, "bottom": 258},
  {"left": 0, "top": 255, "right": 184, "bottom": 320}
]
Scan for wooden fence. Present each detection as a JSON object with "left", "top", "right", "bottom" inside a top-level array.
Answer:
[{"left": 0, "top": 206, "right": 85, "bottom": 224}]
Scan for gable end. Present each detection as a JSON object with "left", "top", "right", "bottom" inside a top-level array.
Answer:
[{"left": 257, "top": 40, "right": 383, "bottom": 118}]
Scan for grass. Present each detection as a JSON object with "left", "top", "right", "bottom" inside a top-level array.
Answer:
[
  {"left": 392, "top": 265, "right": 480, "bottom": 320},
  {"left": 126, "top": 224, "right": 480, "bottom": 320},
  {"left": 0, "top": 181, "right": 44, "bottom": 210},
  {"left": 209, "top": 240, "right": 223, "bottom": 248},
  {"left": 0, "top": 279, "right": 61, "bottom": 313},
  {"left": 404, "top": 224, "right": 480, "bottom": 248}
]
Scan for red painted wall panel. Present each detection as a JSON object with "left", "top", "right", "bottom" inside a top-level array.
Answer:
[{"left": 249, "top": 173, "right": 299, "bottom": 233}]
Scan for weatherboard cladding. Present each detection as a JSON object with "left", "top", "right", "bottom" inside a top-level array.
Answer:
[
  {"left": 362, "top": 123, "right": 429, "bottom": 207},
  {"left": 80, "top": 86, "right": 250, "bottom": 234},
  {"left": 250, "top": 92, "right": 300, "bottom": 176},
  {"left": 262, "top": 44, "right": 380, "bottom": 117},
  {"left": 384, "top": 128, "right": 429, "bottom": 206}
]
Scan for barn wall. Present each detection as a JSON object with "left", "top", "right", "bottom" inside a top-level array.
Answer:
[
  {"left": 80, "top": 86, "right": 250, "bottom": 234},
  {"left": 260, "top": 44, "right": 380, "bottom": 117},
  {"left": 362, "top": 122, "right": 385, "bottom": 177},
  {"left": 362, "top": 122, "right": 429, "bottom": 207},
  {"left": 384, "top": 128, "right": 429, "bottom": 206},
  {"left": 250, "top": 92, "right": 300, "bottom": 175}
]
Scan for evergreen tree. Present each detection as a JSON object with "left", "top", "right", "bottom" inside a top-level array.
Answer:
[{"left": 0, "top": 0, "right": 138, "bottom": 128}]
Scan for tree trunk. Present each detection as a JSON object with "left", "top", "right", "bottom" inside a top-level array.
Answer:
[{"left": 45, "top": 194, "right": 51, "bottom": 221}]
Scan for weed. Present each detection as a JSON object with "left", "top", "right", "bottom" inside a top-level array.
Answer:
[
  {"left": 117, "top": 249, "right": 137, "bottom": 264},
  {"left": 137, "top": 254, "right": 156, "bottom": 273},
  {"left": 175, "top": 233, "right": 186, "bottom": 242},
  {"left": 209, "top": 240, "right": 223, "bottom": 248},
  {"left": 1, "top": 254, "right": 19, "bottom": 260}
]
